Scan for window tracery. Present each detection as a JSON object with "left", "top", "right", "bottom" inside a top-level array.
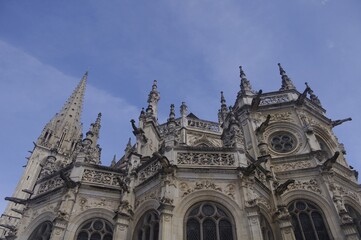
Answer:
[
  {"left": 259, "top": 214, "right": 274, "bottom": 240},
  {"left": 28, "top": 221, "right": 53, "bottom": 240},
  {"left": 345, "top": 204, "right": 361, "bottom": 237},
  {"left": 134, "top": 211, "right": 160, "bottom": 240},
  {"left": 288, "top": 200, "right": 330, "bottom": 240},
  {"left": 185, "top": 202, "right": 235, "bottom": 240},
  {"left": 76, "top": 218, "right": 113, "bottom": 240}
]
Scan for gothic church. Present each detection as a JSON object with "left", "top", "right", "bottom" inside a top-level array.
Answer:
[{"left": 0, "top": 65, "right": 360, "bottom": 240}]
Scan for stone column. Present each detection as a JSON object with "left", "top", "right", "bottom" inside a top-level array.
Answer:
[
  {"left": 113, "top": 212, "right": 132, "bottom": 240},
  {"left": 340, "top": 222, "right": 360, "bottom": 240},
  {"left": 273, "top": 206, "right": 296, "bottom": 240},
  {"left": 49, "top": 218, "right": 67, "bottom": 240},
  {"left": 158, "top": 203, "right": 174, "bottom": 240},
  {"left": 245, "top": 206, "right": 263, "bottom": 240}
]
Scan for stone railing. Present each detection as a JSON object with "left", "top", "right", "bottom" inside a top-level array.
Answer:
[
  {"left": 259, "top": 94, "right": 290, "bottom": 106},
  {"left": 177, "top": 152, "right": 235, "bottom": 166},
  {"left": 81, "top": 168, "right": 122, "bottom": 189},
  {"left": 137, "top": 161, "right": 162, "bottom": 182},
  {"left": 37, "top": 171, "right": 69, "bottom": 195},
  {"left": 187, "top": 119, "right": 220, "bottom": 133}
]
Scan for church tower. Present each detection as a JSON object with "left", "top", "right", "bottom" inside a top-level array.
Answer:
[{"left": 0, "top": 72, "right": 88, "bottom": 237}]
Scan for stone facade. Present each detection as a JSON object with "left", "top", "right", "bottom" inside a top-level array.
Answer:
[{"left": 0, "top": 66, "right": 360, "bottom": 240}]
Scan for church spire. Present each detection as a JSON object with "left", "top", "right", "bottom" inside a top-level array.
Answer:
[
  {"left": 38, "top": 72, "right": 87, "bottom": 154},
  {"left": 147, "top": 80, "right": 160, "bottom": 120},
  {"left": 278, "top": 63, "right": 296, "bottom": 91},
  {"left": 239, "top": 66, "right": 253, "bottom": 95},
  {"left": 218, "top": 91, "right": 228, "bottom": 124}
]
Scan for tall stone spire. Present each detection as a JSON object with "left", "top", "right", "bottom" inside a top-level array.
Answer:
[
  {"left": 38, "top": 72, "right": 87, "bottom": 154},
  {"left": 147, "top": 80, "right": 160, "bottom": 120},
  {"left": 218, "top": 91, "right": 228, "bottom": 124},
  {"left": 239, "top": 66, "right": 253, "bottom": 95},
  {"left": 278, "top": 63, "right": 296, "bottom": 91}
]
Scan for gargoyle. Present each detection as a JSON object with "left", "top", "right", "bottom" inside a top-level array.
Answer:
[
  {"left": 130, "top": 119, "right": 148, "bottom": 143},
  {"left": 0, "top": 224, "right": 17, "bottom": 232},
  {"left": 322, "top": 151, "right": 340, "bottom": 171},
  {"left": 256, "top": 115, "right": 271, "bottom": 135},
  {"left": 239, "top": 156, "right": 268, "bottom": 176},
  {"left": 296, "top": 84, "right": 310, "bottom": 106},
  {"left": 11, "top": 208, "right": 25, "bottom": 215},
  {"left": 275, "top": 179, "right": 295, "bottom": 196},
  {"left": 251, "top": 90, "right": 262, "bottom": 111},
  {"left": 5, "top": 197, "right": 27, "bottom": 205},
  {"left": 331, "top": 118, "right": 352, "bottom": 127},
  {"left": 117, "top": 177, "right": 130, "bottom": 193},
  {"left": 60, "top": 170, "right": 78, "bottom": 189}
]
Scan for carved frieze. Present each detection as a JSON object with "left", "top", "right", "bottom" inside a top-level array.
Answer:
[
  {"left": 286, "top": 178, "right": 322, "bottom": 195},
  {"left": 270, "top": 112, "right": 293, "bottom": 122},
  {"left": 273, "top": 160, "right": 314, "bottom": 172},
  {"left": 177, "top": 152, "right": 235, "bottom": 166},
  {"left": 179, "top": 181, "right": 235, "bottom": 200}
]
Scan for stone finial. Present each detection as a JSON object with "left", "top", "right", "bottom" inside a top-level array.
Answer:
[
  {"left": 219, "top": 91, "right": 228, "bottom": 123},
  {"left": 220, "top": 91, "right": 226, "bottom": 107},
  {"left": 278, "top": 63, "right": 296, "bottom": 91},
  {"left": 168, "top": 104, "right": 175, "bottom": 122},
  {"left": 305, "top": 82, "right": 322, "bottom": 107},
  {"left": 180, "top": 102, "right": 188, "bottom": 117},
  {"left": 239, "top": 66, "right": 253, "bottom": 95},
  {"left": 147, "top": 80, "right": 160, "bottom": 119}
]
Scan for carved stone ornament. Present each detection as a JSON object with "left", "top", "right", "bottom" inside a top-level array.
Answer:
[
  {"left": 177, "top": 152, "right": 235, "bottom": 166},
  {"left": 135, "top": 187, "right": 160, "bottom": 209},
  {"left": 273, "top": 160, "right": 314, "bottom": 172},
  {"left": 286, "top": 178, "right": 322, "bottom": 195},
  {"left": 81, "top": 169, "right": 123, "bottom": 188},
  {"left": 138, "top": 161, "right": 162, "bottom": 182},
  {"left": 222, "top": 124, "right": 245, "bottom": 148},
  {"left": 270, "top": 112, "right": 293, "bottom": 123},
  {"left": 179, "top": 180, "right": 235, "bottom": 199},
  {"left": 259, "top": 94, "right": 290, "bottom": 106},
  {"left": 37, "top": 172, "right": 70, "bottom": 194}
]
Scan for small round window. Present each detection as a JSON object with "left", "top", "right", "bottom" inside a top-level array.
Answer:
[{"left": 269, "top": 132, "right": 296, "bottom": 153}]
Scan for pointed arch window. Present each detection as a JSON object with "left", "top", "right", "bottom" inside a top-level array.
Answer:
[
  {"left": 75, "top": 218, "right": 113, "bottom": 240},
  {"left": 134, "top": 211, "right": 160, "bottom": 240},
  {"left": 28, "top": 221, "right": 53, "bottom": 240},
  {"left": 260, "top": 214, "right": 274, "bottom": 240},
  {"left": 345, "top": 204, "right": 361, "bottom": 237},
  {"left": 288, "top": 200, "right": 331, "bottom": 240},
  {"left": 185, "top": 202, "right": 235, "bottom": 240}
]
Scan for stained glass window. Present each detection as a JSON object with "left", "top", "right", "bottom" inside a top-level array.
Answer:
[
  {"left": 28, "top": 221, "right": 53, "bottom": 240},
  {"left": 288, "top": 200, "right": 330, "bottom": 240},
  {"left": 76, "top": 219, "right": 113, "bottom": 240},
  {"left": 185, "top": 202, "right": 235, "bottom": 240},
  {"left": 134, "top": 211, "right": 160, "bottom": 240}
]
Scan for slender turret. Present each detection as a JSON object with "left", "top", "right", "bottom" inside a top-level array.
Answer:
[
  {"left": 278, "top": 63, "right": 296, "bottom": 90},
  {"left": 147, "top": 80, "right": 160, "bottom": 120},
  {"left": 239, "top": 66, "right": 254, "bottom": 95}
]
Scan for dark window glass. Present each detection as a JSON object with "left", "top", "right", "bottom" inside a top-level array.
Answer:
[
  {"left": 185, "top": 202, "right": 235, "bottom": 240},
  {"left": 259, "top": 214, "right": 274, "bottom": 240},
  {"left": 28, "top": 221, "right": 53, "bottom": 240},
  {"left": 288, "top": 200, "right": 330, "bottom": 240},
  {"left": 75, "top": 219, "right": 113, "bottom": 240},
  {"left": 134, "top": 211, "right": 160, "bottom": 240},
  {"left": 345, "top": 205, "right": 361, "bottom": 238}
]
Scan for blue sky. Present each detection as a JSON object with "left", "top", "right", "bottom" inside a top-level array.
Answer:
[{"left": 0, "top": 0, "right": 360, "bottom": 213}]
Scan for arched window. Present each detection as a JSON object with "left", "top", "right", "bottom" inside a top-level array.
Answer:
[
  {"left": 185, "top": 202, "right": 235, "bottom": 240},
  {"left": 260, "top": 214, "right": 274, "bottom": 240},
  {"left": 134, "top": 211, "right": 160, "bottom": 240},
  {"left": 288, "top": 200, "right": 330, "bottom": 240},
  {"left": 28, "top": 221, "right": 53, "bottom": 240},
  {"left": 76, "top": 218, "right": 113, "bottom": 240},
  {"left": 345, "top": 204, "right": 361, "bottom": 237}
]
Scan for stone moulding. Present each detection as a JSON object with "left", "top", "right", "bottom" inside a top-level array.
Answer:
[{"left": 259, "top": 94, "right": 290, "bottom": 106}]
